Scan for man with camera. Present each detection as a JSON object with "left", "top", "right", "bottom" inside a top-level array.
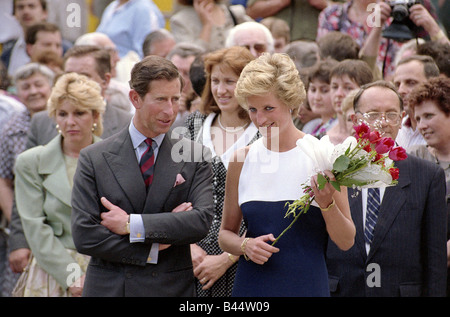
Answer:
[
  {"left": 319, "top": 0, "right": 447, "bottom": 79},
  {"left": 384, "top": 0, "right": 449, "bottom": 44}
]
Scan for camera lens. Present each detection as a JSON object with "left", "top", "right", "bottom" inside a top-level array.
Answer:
[{"left": 392, "top": 4, "right": 409, "bottom": 20}]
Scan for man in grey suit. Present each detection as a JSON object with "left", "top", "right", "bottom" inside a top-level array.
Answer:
[
  {"left": 326, "top": 81, "right": 448, "bottom": 296},
  {"left": 71, "top": 55, "right": 214, "bottom": 296},
  {"left": 8, "top": 45, "right": 132, "bottom": 274}
]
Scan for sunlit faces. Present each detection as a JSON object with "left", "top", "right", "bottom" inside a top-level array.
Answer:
[
  {"left": 353, "top": 87, "right": 404, "bottom": 140},
  {"left": 131, "top": 79, "right": 181, "bottom": 138},
  {"left": 307, "top": 79, "right": 334, "bottom": 118},
  {"left": 211, "top": 64, "right": 240, "bottom": 113},
  {"left": 415, "top": 100, "right": 450, "bottom": 149},
  {"left": 15, "top": 72, "right": 52, "bottom": 115},
  {"left": 330, "top": 75, "right": 359, "bottom": 114},
  {"left": 56, "top": 99, "right": 98, "bottom": 144},
  {"left": 247, "top": 92, "right": 291, "bottom": 139}
]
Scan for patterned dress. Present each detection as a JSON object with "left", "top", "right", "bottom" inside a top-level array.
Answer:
[
  {"left": 317, "top": 0, "right": 401, "bottom": 78},
  {"left": 185, "top": 111, "right": 260, "bottom": 297}
]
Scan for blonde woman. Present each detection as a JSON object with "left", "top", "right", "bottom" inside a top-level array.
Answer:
[
  {"left": 219, "top": 53, "right": 355, "bottom": 296},
  {"left": 14, "top": 73, "right": 105, "bottom": 296}
]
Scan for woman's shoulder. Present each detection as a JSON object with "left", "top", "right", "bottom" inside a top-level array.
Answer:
[{"left": 15, "top": 144, "right": 44, "bottom": 169}]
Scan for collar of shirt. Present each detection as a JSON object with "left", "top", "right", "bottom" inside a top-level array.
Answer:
[{"left": 128, "top": 118, "right": 165, "bottom": 162}]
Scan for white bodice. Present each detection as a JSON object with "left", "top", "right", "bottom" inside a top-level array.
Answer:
[{"left": 238, "top": 138, "right": 316, "bottom": 206}]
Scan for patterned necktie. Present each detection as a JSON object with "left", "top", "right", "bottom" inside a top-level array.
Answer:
[
  {"left": 364, "top": 187, "right": 381, "bottom": 244},
  {"left": 140, "top": 138, "right": 155, "bottom": 188}
]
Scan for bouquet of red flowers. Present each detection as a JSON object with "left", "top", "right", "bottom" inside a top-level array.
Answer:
[{"left": 272, "top": 123, "right": 407, "bottom": 245}]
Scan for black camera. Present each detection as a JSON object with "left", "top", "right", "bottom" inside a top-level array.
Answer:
[{"left": 382, "top": 0, "right": 423, "bottom": 42}]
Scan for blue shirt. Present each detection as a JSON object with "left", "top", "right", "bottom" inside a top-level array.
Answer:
[
  {"left": 96, "top": 0, "right": 165, "bottom": 58},
  {"left": 128, "top": 119, "right": 165, "bottom": 263}
]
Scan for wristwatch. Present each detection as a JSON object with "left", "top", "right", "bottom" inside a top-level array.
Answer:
[{"left": 125, "top": 215, "right": 130, "bottom": 234}]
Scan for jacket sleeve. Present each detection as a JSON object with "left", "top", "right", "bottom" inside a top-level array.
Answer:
[
  {"left": 423, "top": 164, "right": 448, "bottom": 296},
  {"left": 141, "top": 156, "right": 214, "bottom": 245},
  {"left": 15, "top": 149, "right": 77, "bottom": 289},
  {"left": 71, "top": 149, "right": 151, "bottom": 266}
]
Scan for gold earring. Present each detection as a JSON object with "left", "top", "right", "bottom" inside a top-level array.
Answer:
[
  {"left": 92, "top": 123, "right": 98, "bottom": 132},
  {"left": 56, "top": 124, "right": 61, "bottom": 134}
]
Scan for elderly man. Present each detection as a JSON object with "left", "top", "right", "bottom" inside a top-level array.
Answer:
[
  {"left": 225, "top": 21, "right": 274, "bottom": 57},
  {"left": 326, "top": 80, "right": 447, "bottom": 297}
]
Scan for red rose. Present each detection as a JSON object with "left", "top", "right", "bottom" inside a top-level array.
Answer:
[
  {"left": 389, "top": 167, "right": 399, "bottom": 180},
  {"left": 354, "top": 123, "right": 370, "bottom": 140},
  {"left": 375, "top": 137, "right": 395, "bottom": 154},
  {"left": 388, "top": 147, "right": 408, "bottom": 161},
  {"left": 369, "top": 131, "right": 382, "bottom": 144}
]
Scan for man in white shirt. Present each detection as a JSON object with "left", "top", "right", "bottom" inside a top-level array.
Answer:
[{"left": 393, "top": 55, "right": 440, "bottom": 151}]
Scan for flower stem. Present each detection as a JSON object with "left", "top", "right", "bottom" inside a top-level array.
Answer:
[{"left": 272, "top": 199, "right": 313, "bottom": 246}]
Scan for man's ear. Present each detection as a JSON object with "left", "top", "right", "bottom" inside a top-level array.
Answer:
[
  {"left": 102, "top": 72, "right": 111, "bottom": 90},
  {"left": 129, "top": 89, "right": 142, "bottom": 110},
  {"left": 26, "top": 44, "right": 33, "bottom": 58}
]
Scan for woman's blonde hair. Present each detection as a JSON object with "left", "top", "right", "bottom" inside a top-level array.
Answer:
[
  {"left": 47, "top": 72, "right": 106, "bottom": 136},
  {"left": 235, "top": 53, "right": 305, "bottom": 117}
]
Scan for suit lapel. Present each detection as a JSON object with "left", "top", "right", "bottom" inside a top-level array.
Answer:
[
  {"left": 348, "top": 188, "right": 368, "bottom": 260},
  {"left": 143, "top": 134, "right": 185, "bottom": 214},
  {"left": 39, "top": 135, "right": 72, "bottom": 207},
  {"left": 367, "top": 159, "right": 410, "bottom": 260},
  {"left": 102, "top": 128, "right": 147, "bottom": 214}
]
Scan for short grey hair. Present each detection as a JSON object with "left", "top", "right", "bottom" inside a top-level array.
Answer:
[
  {"left": 14, "top": 62, "right": 55, "bottom": 85},
  {"left": 166, "top": 42, "right": 205, "bottom": 60},
  {"left": 225, "top": 21, "right": 274, "bottom": 53},
  {"left": 143, "top": 29, "right": 175, "bottom": 57}
]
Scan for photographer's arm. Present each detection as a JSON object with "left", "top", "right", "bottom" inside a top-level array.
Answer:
[{"left": 409, "top": 4, "right": 449, "bottom": 44}]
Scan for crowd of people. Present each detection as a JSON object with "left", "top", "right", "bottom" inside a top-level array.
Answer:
[{"left": 0, "top": 0, "right": 449, "bottom": 297}]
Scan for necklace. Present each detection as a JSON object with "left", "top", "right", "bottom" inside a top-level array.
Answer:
[{"left": 217, "top": 114, "right": 249, "bottom": 133}]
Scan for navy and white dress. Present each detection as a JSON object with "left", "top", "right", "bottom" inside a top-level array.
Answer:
[
  {"left": 233, "top": 138, "right": 330, "bottom": 297},
  {"left": 185, "top": 111, "right": 260, "bottom": 297}
]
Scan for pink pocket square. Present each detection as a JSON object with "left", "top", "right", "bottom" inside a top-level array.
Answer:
[{"left": 174, "top": 174, "right": 186, "bottom": 187}]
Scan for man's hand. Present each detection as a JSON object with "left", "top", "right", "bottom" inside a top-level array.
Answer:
[{"left": 100, "top": 197, "right": 129, "bottom": 235}]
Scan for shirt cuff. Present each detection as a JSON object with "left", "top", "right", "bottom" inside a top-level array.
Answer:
[
  {"left": 129, "top": 214, "right": 159, "bottom": 264},
  {"left": 129, "top": 214, "right": 145, "bottom": 242}
]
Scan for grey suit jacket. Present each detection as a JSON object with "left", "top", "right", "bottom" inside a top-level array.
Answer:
[
  {"left": 326, "top": 155, "right": 448, "bottom": 296},
  {"left": 26, "top": 103, "right": 132, "bottom": 148},
  {"left": 71, "top": 126, "right": 214, "bottom": 297}
]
